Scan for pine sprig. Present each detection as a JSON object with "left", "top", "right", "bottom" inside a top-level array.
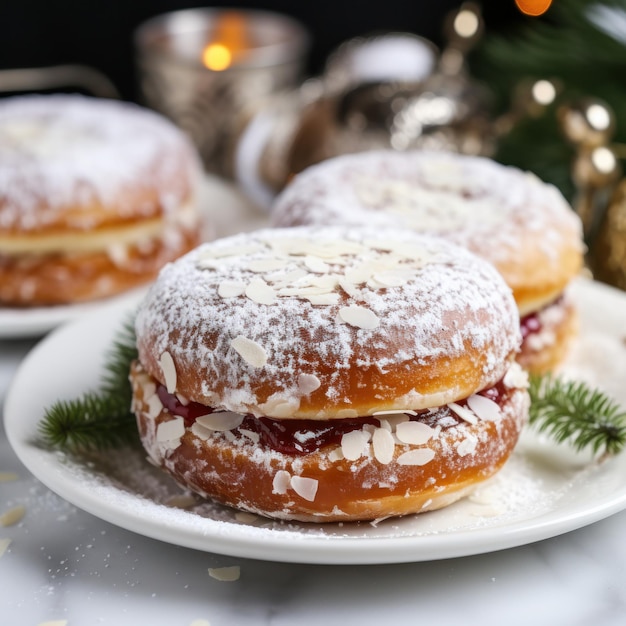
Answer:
[
  {"left": 528, "top": 374, "right": 626, "bottom": 459},
  {"left": 38, "top": 316, "right": 139, "bottom": 453}
]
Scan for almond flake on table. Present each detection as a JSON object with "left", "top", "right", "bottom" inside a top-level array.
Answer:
[
  {"left": 0, "top": 537, "right": 12, "bottom": 558},
  {"left": 0, "top": 504, "right": 25, "bottom": 527},
  {"left": 0, "top": 472, "right": 18, "bottom": 482},
  {"left": 189, "top": 620, "right": 212, "bottom": 626},
  {"left": 37, "top": 621, "right": 68, "bottom": 626},
  {"left": 208, "top": 566, "right": 241, "bottom": 582}
]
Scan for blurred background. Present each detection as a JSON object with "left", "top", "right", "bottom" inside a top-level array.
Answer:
[{"left": 3, "top": 0, "right": 626, "bottom": 289}]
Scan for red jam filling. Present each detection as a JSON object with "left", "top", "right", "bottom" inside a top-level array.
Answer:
[
  {"left": 520, "top": 296, "right": 562, "bottom": 340},
  {"left": 156, "top": 380, "right": 509, "bottom": 456}
]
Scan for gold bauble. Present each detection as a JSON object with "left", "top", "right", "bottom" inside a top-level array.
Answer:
[
  {"left": 559, "top": 99, "right": 615, "bottom": 148},
  {"left": 592, "top": 179, "right": 626, "bottom": 290}
]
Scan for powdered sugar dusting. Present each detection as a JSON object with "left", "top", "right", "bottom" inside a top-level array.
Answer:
[
  {"left": 271, "top": 150, "right": 584, "bottom": 293},
  {"left": 135, "top": 226, "right": 520, "bottom": 416},
  {"left": 0, "top": 94, "right": 201, "bottom": 230}
]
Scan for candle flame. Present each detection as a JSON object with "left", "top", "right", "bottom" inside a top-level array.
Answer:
[
  {"left": 203, "top": 43, "right": 233, "bottom": 71},
  {"left": 515, "top": 0, "right": 553, "bottom": 17},
  {"left": 201, "top": 13, "right": 250, "bottom": 71}
]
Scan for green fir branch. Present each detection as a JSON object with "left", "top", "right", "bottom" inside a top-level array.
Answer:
[
  {"left": 528, "top": 374, "right": 626, "bottom": 459},
  {"left": 38, "top": 316, "right": 139, "bottom": 453}
]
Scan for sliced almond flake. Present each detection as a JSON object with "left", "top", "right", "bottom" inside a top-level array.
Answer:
[
  {"left": 378, "top": 419, "right": 392, "bottom": 432},
  {"left": 305, "top": 293, "right": 340, "bottom": 306},
  {"left": 503, "top": 362, "right": 529, "bottom": 389},
  {"left": 142, "top": 380, "right": 157, "bottom": 400},
  {"left": 239, "top": 428, "right": 260, "bottom": 444},
  {"left": 0, "top": 472, "right": 18, "bottom": 482},
  {"left": 341, "top": 429, "right": 370, "bottom": 460},
  {"left": 372, "top": 428, "right": 395, "bottom": 464},
  {"left": 190, "top": 421, "right": 213, "bottom": 441},
  {"left": 0, "top": 537, "right": 11, "bottom": 558},
  {"left": 272, "top": 470, "right": 291, "bottom": 495},
  {"left": 457, "top": 438, "right": 477, "bottom": 457},
  {"left": 0, "top": 505, "right": 25, "bottom": 527},
  {"left": 397, "top": 448, "right": 436, "bottom": 466},
  {"left": 396, "top": 421, "right": 436, "bottom": 445},
  {"left": 267, "top": 267, "right": 308, "bottom": 287},
  {"left": 247, "top": 258, "right": 288, "bottom": 273},
  {"left": 218, "top": 280, "right": 246, "bottom": 298},
  {"left": 208, "top": 566, "right": 240, "bottom": 582},
  {"left": 467, "top": 394, "right": 501, "bottom": 422},
  {"left": 373, "top": 409, "right": 418, "bottom": 416},
  {"left": 234, "top": 511, "right": 260, "bottom": 524},
  {"left": 448, "top": 402, "right": 478, "bottom": 425},
  {"left": 190, "top": 620, "right": 212, "bottom": 626},
  {"left": 230, "top": 335, "right": 268, "bottom": 368},
  {"left": 145, "top": 394, "right": 164, "bottom": 420},
  {"left": 245, "top": 278, "right": 276, "bottom": 305},
  {"left": 304, "top": 255, "right": 330, "bottom": 273},
  {"left": 159, "top": 351, "right": 177, "bottom": 394},
  {"left": 156, "top": 417, "right": 185, "bottom": 442},
  {"left": 176, "top": 393, "right": 189, "bottom": 406},
  {"left": 196, "top": 411, "right": 244, "bottom": 431},
  {"left": 297, "top": 373, "right": 321, "bottom": 394},
  {"left": 37, "top": 621, "right": 68, "bottom": 626},
  {"left": 328, "top": 447, "right": 344, "bottom": 462},
  {"left": 277, "top": 285, "right": 334, "bottom": 296},
  {"left": 308, "top": 274, "right": 340, "bottom": 289},
  {"left": 165, "top": 494, "right": 197, "bottom": 508},
  {"left": 338, "top": 278, "right": 360, "bottom": 298},
  {"left": 339, "top": 305, "right": 380, "bottom": 329},
  {"left": 290, "top": 476, "right": 319, "bottom": 501},
  {"left": 371, "top": 269, "right": 412, "bottom": 287},
  {"left": 195, "top": 258, "right": 224, "bottom": 270}
]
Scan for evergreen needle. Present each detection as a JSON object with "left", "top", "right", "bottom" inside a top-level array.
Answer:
[
  {"left": 528, "top": 374, "right": 626, "bottom": 459},
  {"left": 38, "top": 315, "right": 139, "bottom": 453}
]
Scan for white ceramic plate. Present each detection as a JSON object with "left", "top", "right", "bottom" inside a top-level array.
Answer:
[
  {"left": 0, "top": 287, "right": 148, "bottom": 338},
  {"left": 5, "top": 277, "right": 626, "bottom": 565}
]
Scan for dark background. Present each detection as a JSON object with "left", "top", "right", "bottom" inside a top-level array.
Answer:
[{"left": 0, "top": 0, "right": 525, "bottom": 102}]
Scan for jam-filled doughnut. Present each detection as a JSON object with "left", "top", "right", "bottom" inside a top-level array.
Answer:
[
  {"left": 270, "top": 150, "right": 585, "bottom": 374},
  {"left": 131, "top": 226, "right": 529, "bottom": 522},
  {"left": 0, "top": 94, "right": 203, "bottom": 306}
]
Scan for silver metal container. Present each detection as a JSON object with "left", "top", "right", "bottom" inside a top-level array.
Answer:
[{"left": 135, "top": 8, "right": 310, "bottom": 177}]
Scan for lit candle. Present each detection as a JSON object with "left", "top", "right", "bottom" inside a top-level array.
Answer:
[{"left": 135, "top": 9, "right": 309, "bottom": 176}]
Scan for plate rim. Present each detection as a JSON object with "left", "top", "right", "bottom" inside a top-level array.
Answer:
[{"left": 4, "top": 276, "right": 626, "bottom": 565}]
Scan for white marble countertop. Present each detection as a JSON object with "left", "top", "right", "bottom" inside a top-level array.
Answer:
[{"left": 2, "top": 178, "right": 626, "bottom": 625}]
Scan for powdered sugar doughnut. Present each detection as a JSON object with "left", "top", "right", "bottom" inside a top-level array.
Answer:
[
  {"left": 0, "top": 94, "right": 203, "bottom": 306},
  {"left": 271, "top": 151, "right": 585, "bottom": 373},
  {"left": 131, "top": 226, "right": 529, "bottom": 522}
]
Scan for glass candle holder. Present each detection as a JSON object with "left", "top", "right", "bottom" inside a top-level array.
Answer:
[{"left": 135, "top": 8, "right": 310, "bottom": 177}]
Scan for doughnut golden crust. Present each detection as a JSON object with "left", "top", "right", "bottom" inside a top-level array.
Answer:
[
  {"left": 270, "top": 150, "right": 586, "bottom": 372},
  {"left": 0, "top": 94, "right": 203, "bottom": 306},
  {"left": 132, "top": 226, "right": 528, "bottom": 522}
]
